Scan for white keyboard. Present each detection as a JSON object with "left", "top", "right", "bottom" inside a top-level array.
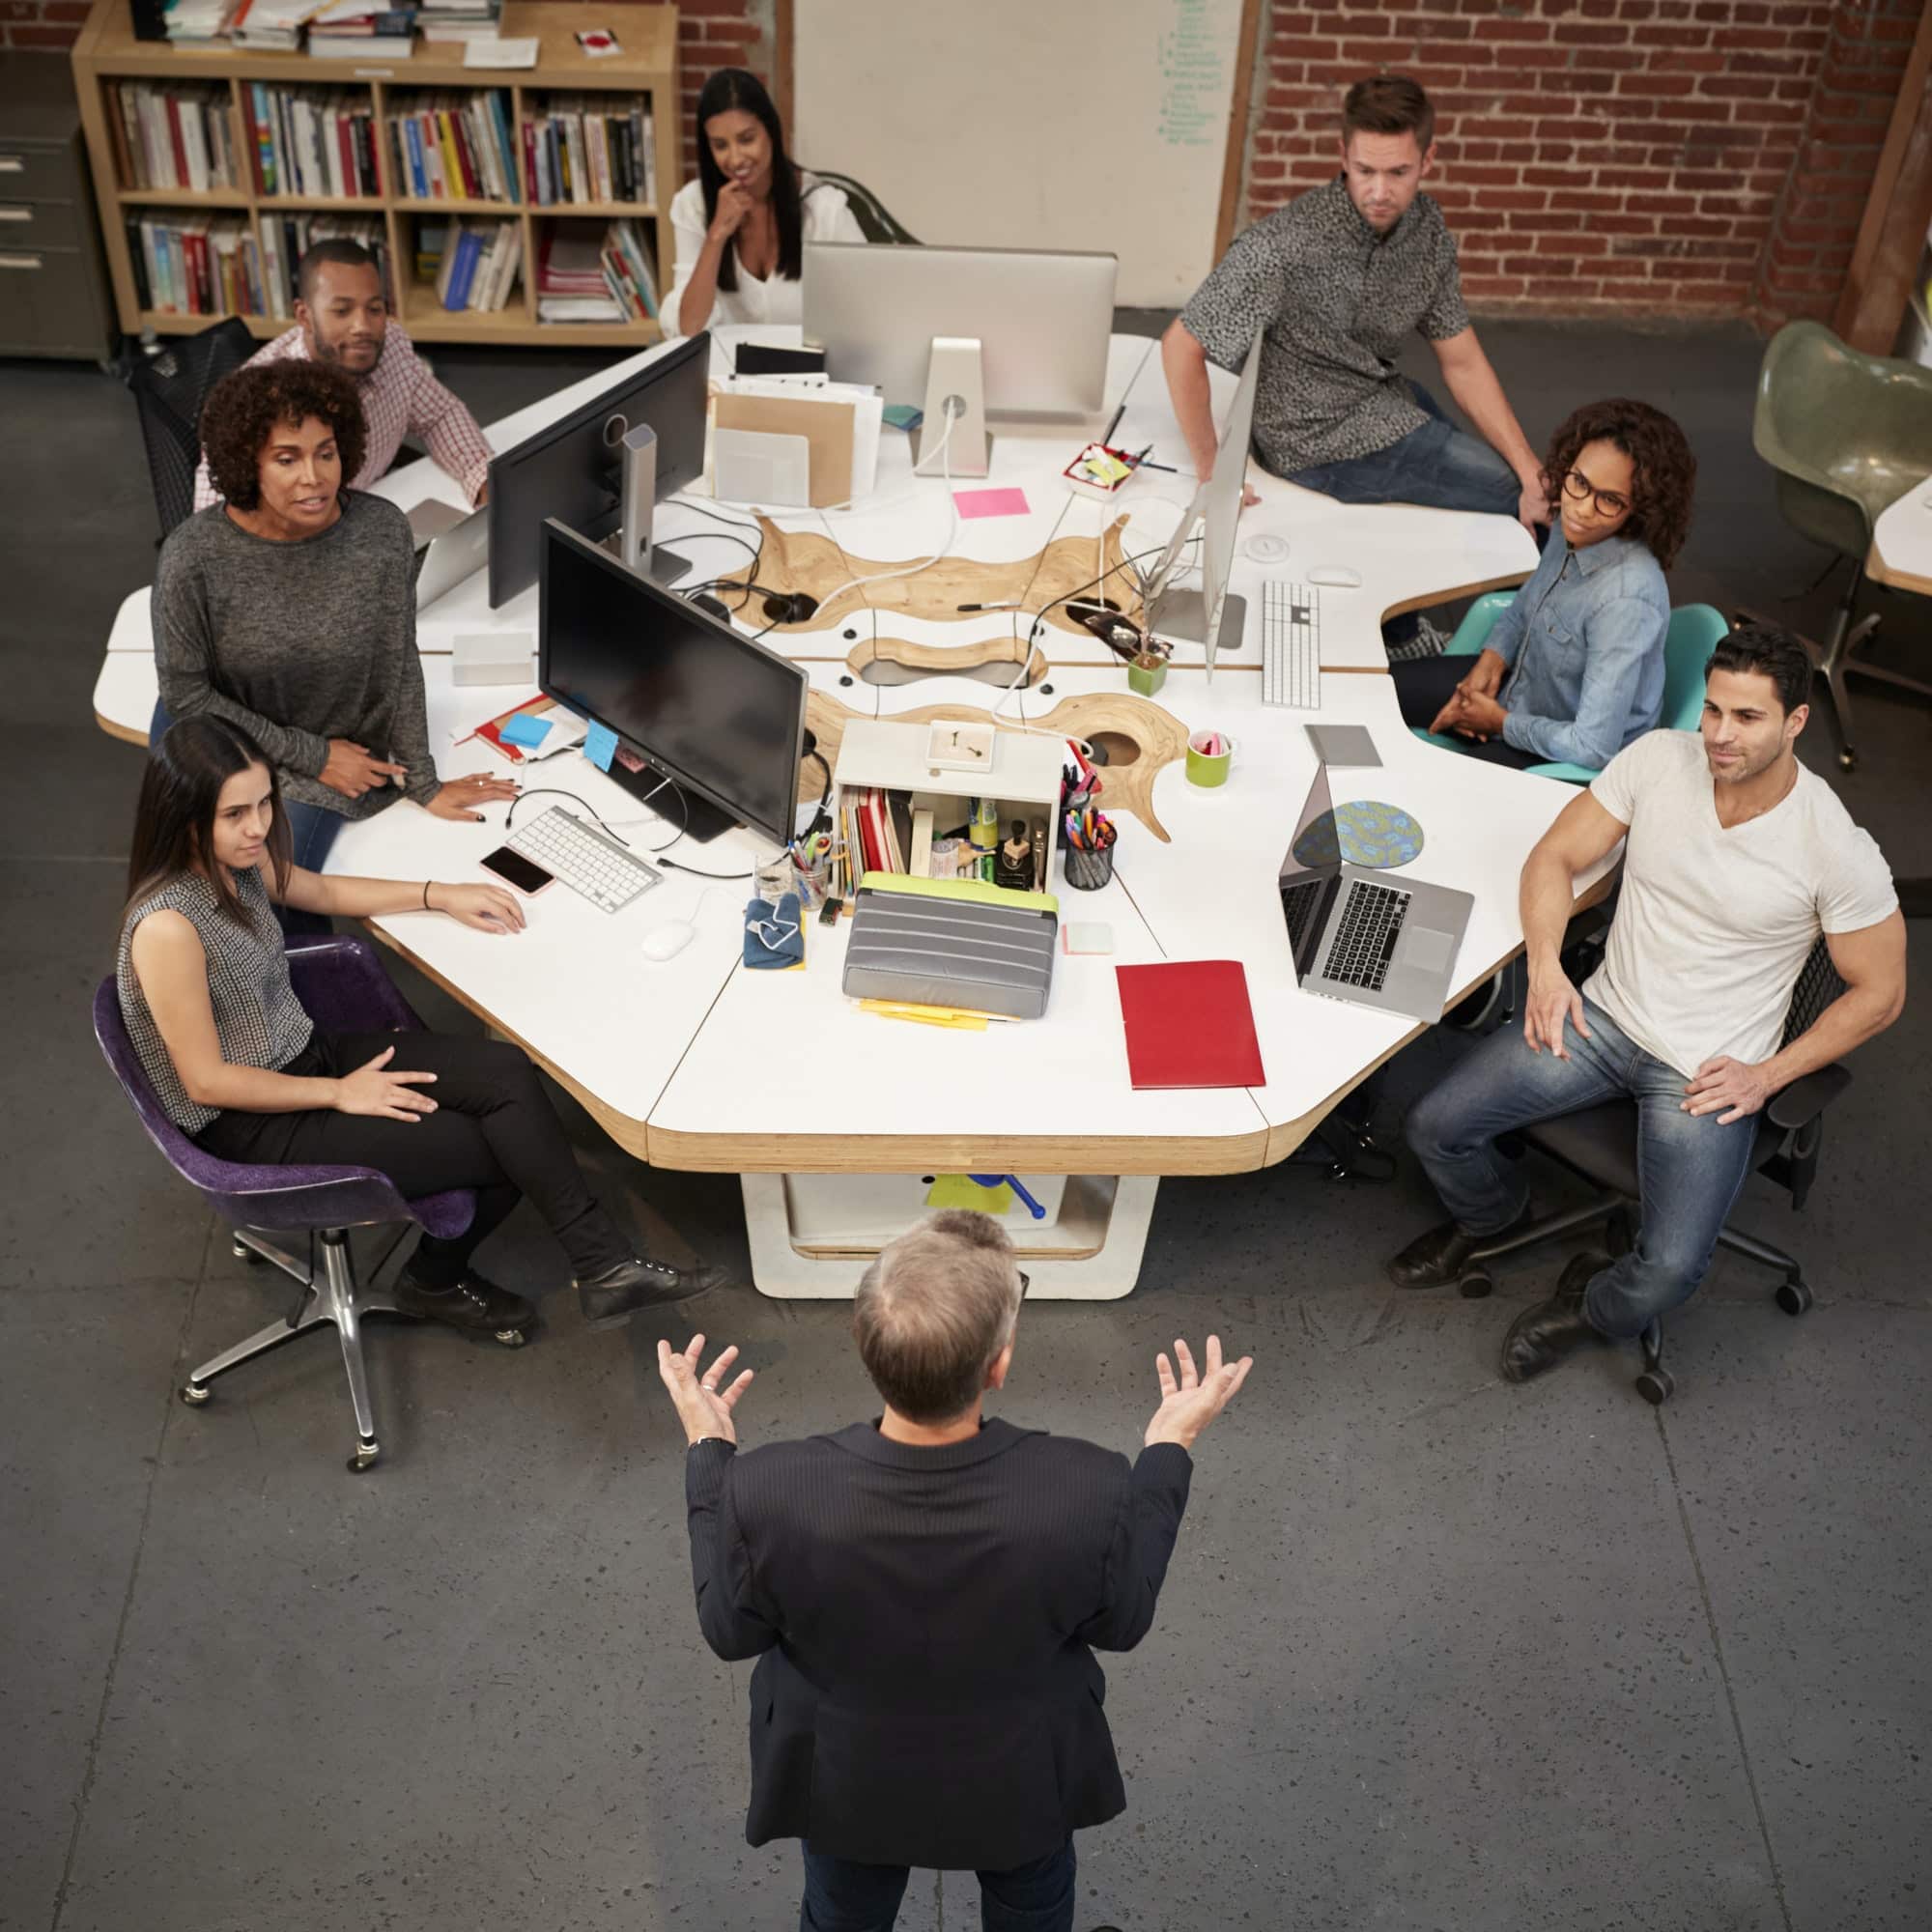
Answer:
[
  {"left": 1261, "top": 580, "right": 1321, "bottom": 709},
  {"left": 508, "top": 806, "right": 662, "bottom": 914}
]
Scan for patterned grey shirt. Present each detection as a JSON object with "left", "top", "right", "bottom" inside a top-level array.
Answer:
[
  {"left": 1179, "top": 177, "right": 1471, "bottom": 475},
  {"left": 118, "top": 867, "right": 314, "bottom": 1134}
]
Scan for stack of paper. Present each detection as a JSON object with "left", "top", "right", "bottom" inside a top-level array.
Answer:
[
  {"left": 714, "top": 375, "right": 885, "bottom": 502},
  {"left": 416, "top": 0, "right": 500, "bottom": 43},
  {"left": 230, "top": 0, "right": 316, "bottom": 49},
  {"left": 161, "top": 0, "right": 242, "bottom": 45},
  {"left": 536, "top": 227, "right": 621, "bottom": 323},
  {"left": 307, "top": 0, "right": 416, "bottom": 56}
]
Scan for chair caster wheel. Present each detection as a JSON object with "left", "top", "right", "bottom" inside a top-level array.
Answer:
[
  {"left": 1605, "top": 1209, "right": 1634, "bottom": 1259},
  {"left": 1776, "top": 1279, "right": 1813, "bottom": 1317},
  {"left": 1458, "top": 1268, "right": 1493, "bottom": 1299},
  {"left": 348, "top": 1439, "right": 380, "bottom": 1473},
  {"left": 180, "top": 1381, "right": 212, "bottom": 1406},
  {"left": 494, "top": 1326, "right": 528, "bottom": 1348},
  {"left": 1635, "top": 1369, "right": 1674, "bottom": 1406},
  {"left": 232, "top": 1237, "right": 260, "bottom": 1264},
  {"left": 1838, "top": 750, "right": 1856, "bottom": 772}
]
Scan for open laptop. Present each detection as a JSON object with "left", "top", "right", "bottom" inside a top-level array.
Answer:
[
  {"left": 412, "top": 502, "right": 490, "bottom": 610},
  {"left": 1277, "top": 763, "right": 1474, "bottom": 1023}
]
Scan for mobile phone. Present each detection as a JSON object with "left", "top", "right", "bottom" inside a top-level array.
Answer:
[{"left": 480, "top": 846, "right": 554, "bottom": 895}]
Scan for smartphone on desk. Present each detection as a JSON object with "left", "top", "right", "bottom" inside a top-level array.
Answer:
[{"left": 480, "top": 846, "right": 554, "bottom": 896}]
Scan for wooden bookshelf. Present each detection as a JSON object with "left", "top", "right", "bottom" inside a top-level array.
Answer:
[{"left": 69, "top": 0, "right": 679, "bottom": 347}]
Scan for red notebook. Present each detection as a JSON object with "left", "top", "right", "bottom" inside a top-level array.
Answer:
[{"left": 1115, "top": 961, "right": 1266, "bottom": 1091}]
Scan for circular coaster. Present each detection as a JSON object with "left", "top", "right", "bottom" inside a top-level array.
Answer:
[{"left": 1292, "top": 799, "right": 1426, "bottom": 870}]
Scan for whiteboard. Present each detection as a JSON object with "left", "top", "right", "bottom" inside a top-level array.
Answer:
[{"left": 793, "top": 0, "right": 1248, "bottom": 308}]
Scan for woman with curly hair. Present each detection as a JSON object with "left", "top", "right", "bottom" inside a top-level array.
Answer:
[
  {"left": 1393, "top": 398, "right": 1696, "bottom": 772},
  {"left": 152, "top": 358, "right": 515, "bottom": 895}
]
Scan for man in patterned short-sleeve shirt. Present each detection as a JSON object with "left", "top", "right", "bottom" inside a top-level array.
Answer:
[{"left": 1163, "top": 75, "right": 1548, "bottom": 534}]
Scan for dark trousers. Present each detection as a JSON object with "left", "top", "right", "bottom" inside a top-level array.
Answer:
[
  {"left": 1390, "top": 655, "right": 1542, "bottom": 770},
  {"left": 800, "top": 1838, "right": 1075, "bottom": 1932},
  {"left": 195, "top": 1031, "right": 632, "bottom": 1284}
]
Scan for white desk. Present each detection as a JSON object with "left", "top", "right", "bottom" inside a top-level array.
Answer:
[
  {"left": 94, "top": 327, "right": 1593, "bottom": 1297},
  {"left": 1869, "top": 475, "right": 1932, "bottom": 596}
]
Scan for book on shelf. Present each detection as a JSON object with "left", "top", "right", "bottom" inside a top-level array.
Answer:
[
  {"left": 126, "top": 211, "right": 269, "bottom": 317},
  {"left": 106, "top": 82, "right": 242, "bottom": 193},
  {"left": 535, "top": 220, "right": 656, "bottom": 325},
  {"left": 159, "top": 0, "right": 243, "bottom": 46},
  {"left": 256, "top": 212, "right": 392, "bottom": 317},
  {"left": 388, "top": 90, "right": 518, "bottom": 203},
  {"left": 232, "top": 0, "right": 319, "bottom": 50},
  {"left": 425, "top": 215, "right": 523, "bottom": 313},
  {"left": 306, "top": 0, "right": 416, "bottom": 50},
  {"left": 243, "top": 84, "right": 384, "bottom": 199},
  {"left": 415, "top": 0, "right": 501, "bottom": 42},
  {"left": 524, "top": 96, "right": 655, "bottom": 208}
]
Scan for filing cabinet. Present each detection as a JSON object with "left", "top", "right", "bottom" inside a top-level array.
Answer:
[{"left": 0, "top": 52, "right": 116, "bottom": 363}]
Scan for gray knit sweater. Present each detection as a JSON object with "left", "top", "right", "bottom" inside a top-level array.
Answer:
[{"left": 153, "top": 492, "right": 437, "bottom": 816}]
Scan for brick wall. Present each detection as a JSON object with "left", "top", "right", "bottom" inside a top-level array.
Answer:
[
  {"left": 1251, "top": 0, "right": 1919, "bottom": 326},
  {"left": 1, "top": 0, "right": 90, "bottom": 50}
]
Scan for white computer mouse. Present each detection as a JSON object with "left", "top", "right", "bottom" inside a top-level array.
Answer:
[
  {"left": 1243, "top": 532, "right": 1291, "bottom": 564},
  {"left": 640, "top": 921, "right": 696, "bottom": 961},
  {"left": 1307, "top": 565, "right": 1363, "bottom": 589}
]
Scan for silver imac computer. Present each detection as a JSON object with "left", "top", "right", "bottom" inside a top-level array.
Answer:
[
  {"left": 1146, "top": 329, "right": 1263, "bottom": 677},
  {"left": 801, "top": 242, "right": 1117, "bottom": 474}
]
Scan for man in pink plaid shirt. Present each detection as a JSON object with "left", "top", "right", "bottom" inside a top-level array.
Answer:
[{"left": 192, "top": 239, "right": 493, "bottom": 513}]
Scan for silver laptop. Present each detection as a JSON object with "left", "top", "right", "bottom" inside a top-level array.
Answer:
[
  {"left": 1277, "top": 762, "right": 1474, "bottom": 1023},
  {"left": 412, "top": 503, "right": 490, "bottom": 610}
]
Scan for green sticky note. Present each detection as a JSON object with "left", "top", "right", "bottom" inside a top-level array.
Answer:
[{"left": 924, "top": 1175, "right": 1013, "bottom": 1213}]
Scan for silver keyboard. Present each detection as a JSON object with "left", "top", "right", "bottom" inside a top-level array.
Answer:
[
  {"left": 508, "top": 806, "right": 662, "bottom": 914},
  {"left": 1261, "top": 580, "right": 1321, "bottom": 709}
]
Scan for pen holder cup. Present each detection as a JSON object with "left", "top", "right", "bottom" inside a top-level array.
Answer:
[
  {"left": 1126, "top": 655, "right": 1167, "bottom": 697},
  {"left": 755, "top": 855, "right": 796, "bottom": 907},
  {"left": 1063, "top": 842, "right": 1116, "bottom": 892},
  {"left": 1185, "top": 729, "right": 1236, "bottom": 788}
]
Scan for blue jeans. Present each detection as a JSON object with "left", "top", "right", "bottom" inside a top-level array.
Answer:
[
  {"left": 1283, "top": 381, "right": 1520, "bottom": 518},
  {"left": 1404, "top": 997, "right": 1759, "bottom": 1341},
  {"left": 800, "top": 1838, "right": 1075, "bottom": 1932}
]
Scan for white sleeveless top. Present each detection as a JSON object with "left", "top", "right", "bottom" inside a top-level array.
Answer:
[{"left": 664, "top": 171, "right": 867, "bottom": 336}]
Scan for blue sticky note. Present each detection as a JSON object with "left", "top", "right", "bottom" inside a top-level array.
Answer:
[
  {"left": 582, "top": 720, "right": 618, "bottom": 773},
  {"left": 498, "top": 712, "right": 552, "bottom": 749},
  {"left": 883, "top": 404, "right": 923, "bottom": 432}
]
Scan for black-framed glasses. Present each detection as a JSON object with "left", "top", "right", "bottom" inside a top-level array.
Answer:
[{"left": 1561, "top": 468, "right": 1632, "bottom": 520}]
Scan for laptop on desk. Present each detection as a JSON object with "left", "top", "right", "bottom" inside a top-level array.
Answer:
[
  {"left": 412, "top": 503, "right": 490, "bottom": 610},
  {"left": 1277, "top": 763, "right": 1474, "bottom": 1024}
]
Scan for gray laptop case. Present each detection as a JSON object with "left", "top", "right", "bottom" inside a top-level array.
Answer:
[{"left": 842, "top": 879, "right": 1058, "bottom": 1020}]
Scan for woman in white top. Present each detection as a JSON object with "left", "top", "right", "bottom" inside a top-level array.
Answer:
[{"left": 667, "top": 67, "right": 866, "bottom": 340}]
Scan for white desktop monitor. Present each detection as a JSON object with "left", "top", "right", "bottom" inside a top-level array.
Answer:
[
  {"left": 1149, "top": 329, "right": 1264, "bottom": 675},
  {"left": 802, "top": 242, "right": 1118, "bottom": 418}
]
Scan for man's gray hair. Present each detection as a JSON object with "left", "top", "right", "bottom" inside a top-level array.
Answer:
[{"left": 852, "top": 1209, "right": 1023, "bottom": 1424}]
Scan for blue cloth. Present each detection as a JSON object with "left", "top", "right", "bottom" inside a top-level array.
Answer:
[
  {"left": 744, "top": 892, "right": 805, "bottom": 969},
  {"left": 1281, "top": 381, "right": 1520, "bottom": 519},
  {"left": 1404, "top": 997, "right": 1758, "bottom": 1341},
  {"left": 799, "top": 1837, "right": 1075, "bottom": 1932},
  {"left": 1480, "top": 528, "right": 1669, "bottom": 770}
]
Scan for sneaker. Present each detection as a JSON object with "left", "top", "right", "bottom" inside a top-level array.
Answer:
[
  {"left": 576, "top": 1256, "right": 727, "bottom": 1330},
  {"left": 394, "top": 1265, "right": 535, "bottom": 1337}
]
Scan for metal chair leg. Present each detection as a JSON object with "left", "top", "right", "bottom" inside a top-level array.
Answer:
[
  {"left": 181, "top": 1291, "right": 327, "bottom": 1403},
  {"left": 319, "top": 1232, "right": 382, "bottom": 1472}
]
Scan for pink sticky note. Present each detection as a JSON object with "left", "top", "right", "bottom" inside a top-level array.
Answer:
[{"left": 953, "top": 487, "right": 1030, "bottom": 520}]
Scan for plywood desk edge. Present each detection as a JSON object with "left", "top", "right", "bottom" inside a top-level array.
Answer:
[
  {"left": 1865, "top": 537, "right": 1932, "bottom": 598},
  {"left": 1379, "top": 568, "right": 1533, "bottom": 624}
]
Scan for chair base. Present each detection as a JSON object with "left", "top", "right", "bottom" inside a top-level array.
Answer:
[
  {"left": 183, "top": 1226, "right": 523, "bottom": 1472},
  {"left": 1737, "top": 572, "right": 1926, "bottom": 774}
]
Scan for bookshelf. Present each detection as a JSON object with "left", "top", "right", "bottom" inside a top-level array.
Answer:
[{"left": 68, "top": 0, "right": 679, "bottom": 348}]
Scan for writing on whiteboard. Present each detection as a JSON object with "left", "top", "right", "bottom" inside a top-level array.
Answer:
[{"left": 1156, "top": 0, "right": 1228, "bottom": 149}]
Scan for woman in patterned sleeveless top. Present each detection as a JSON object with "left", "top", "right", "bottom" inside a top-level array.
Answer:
[{"left": 119, "top": 719, "right": 724, "bottom": 1334}]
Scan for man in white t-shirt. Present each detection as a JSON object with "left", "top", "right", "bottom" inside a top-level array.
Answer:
[{"left": 1389, "top": 623, "right": 1906, "bottom": 1382}]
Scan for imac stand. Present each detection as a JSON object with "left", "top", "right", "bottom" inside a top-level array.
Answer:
[
  {"left": 1149, "top": 586, "right": 1247, "bottom": 681},
  {"left": 917, "top": 335, "right": 989, "bottom": 476},
  {"left": 608, "top": 416, "right": 694, "bottom": 584}
]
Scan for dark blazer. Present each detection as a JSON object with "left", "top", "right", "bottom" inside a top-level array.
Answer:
[{"left": 682, "top": 1418, "right": 1194, "bottom": 1871}]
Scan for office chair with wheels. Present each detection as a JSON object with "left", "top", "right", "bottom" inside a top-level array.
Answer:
[
  {"left": 1747, "top": 320, "right": 1932, "bottom": 771},
  {"left": 808, "top": 170, "right": 921, "bottom": 244},
  {"left": 93, "top": 935, "right": 518, "bottom": 1474},
  {"left": 125, "top": 315, "right": 257, "bottom": 541},
  {"left": 1453, "top": 938, "right": 1850, "bottom": 1405},
  {"left": 1411, "top": 598, "right": 1730, "bottom": 782}
]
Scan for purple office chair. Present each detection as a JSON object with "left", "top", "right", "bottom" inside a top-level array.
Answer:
[{"left": 94, "top": 935, "right": 516, "bottom": 1474}]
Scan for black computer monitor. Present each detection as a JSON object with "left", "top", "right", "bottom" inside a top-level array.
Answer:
[
  {"left": 538, "top": 519, "right": 808, "bottom": 849},
  {"left": 487, "top": 332, "right": 709, "bottom": 609}
]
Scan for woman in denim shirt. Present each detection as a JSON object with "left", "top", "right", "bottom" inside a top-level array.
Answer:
[{"left": 1393, "top": 399, "right": 1696, "bottom": 770}]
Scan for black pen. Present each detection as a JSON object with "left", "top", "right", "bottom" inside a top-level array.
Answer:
[
  {"left": 1128, "top": 454, "right": 1179, "bottom": 473},
  {"left": 956, "top": 600, "right": 1023, "bottom": 612}
]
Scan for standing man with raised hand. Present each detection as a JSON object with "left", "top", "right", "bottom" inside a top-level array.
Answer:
[
  {"left": 1163, "top": 75, "right": 1548, "bottom": 542},
  {"left": 192, "top": 239, "right": 495, "bottom": 513},
  {"left": 657, "top": 1208, "right": 1253, "bottom": 1932}
]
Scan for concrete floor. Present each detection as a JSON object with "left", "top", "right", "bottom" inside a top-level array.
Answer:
[{"left": 3, "top": 318, "right": 1928, "bottom": 1932}]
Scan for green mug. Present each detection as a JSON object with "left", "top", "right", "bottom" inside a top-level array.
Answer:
[{"left": 1185, "top": 728, "right": 1236, "bottom": 787}]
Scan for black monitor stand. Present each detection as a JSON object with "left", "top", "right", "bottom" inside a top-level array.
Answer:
[{"left": 607, "top": 750, "right": 737, "bottom": 844}]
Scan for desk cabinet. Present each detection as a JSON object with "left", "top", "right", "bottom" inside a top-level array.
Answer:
[{"left": 0, "top": 52, "right": 117, "bottom": 364}]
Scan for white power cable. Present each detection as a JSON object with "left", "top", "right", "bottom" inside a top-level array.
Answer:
[{"left": 812, "top": 407, "right": 963, "bottom": 616}]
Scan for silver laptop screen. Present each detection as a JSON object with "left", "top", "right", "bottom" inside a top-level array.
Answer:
[{"left": 1278, "top": 761, "right": 1342, "bottom": 980}]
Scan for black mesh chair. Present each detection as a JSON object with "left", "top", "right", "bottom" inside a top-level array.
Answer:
[
  {"left": 125, "top": 316, "right": 258, "bottom": 541},
  {"left": 1454, "top": 939, "right": 1850, "bottom": 1405},
  {"left": 809, "top": 171, "right": 921, "bottom": 245}
]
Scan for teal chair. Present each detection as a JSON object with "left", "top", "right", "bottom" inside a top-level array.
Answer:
[{"left": 1408, "top": 596, "right": 1730, "bottom": 781}]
